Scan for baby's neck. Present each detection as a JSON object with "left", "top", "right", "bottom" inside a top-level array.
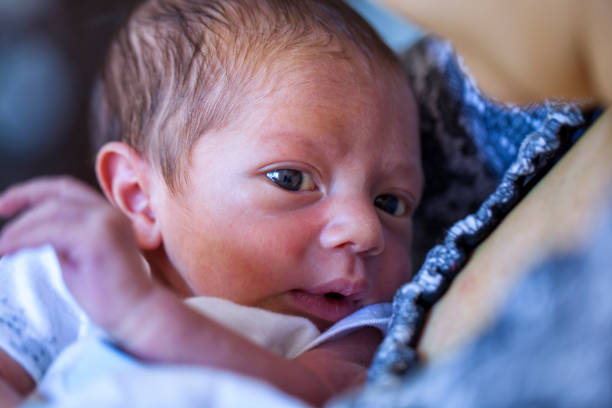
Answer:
[{"left": 144, "top": 249, "right": 194, "bottom": 297}]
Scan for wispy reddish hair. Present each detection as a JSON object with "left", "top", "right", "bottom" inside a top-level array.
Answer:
[{"left": 91, "top": 0, "right": 405, "bottom": 191}]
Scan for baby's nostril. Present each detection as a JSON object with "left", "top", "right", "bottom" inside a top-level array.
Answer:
[{"left": 324, "top": 292, "right": 344, "bottom": 300}]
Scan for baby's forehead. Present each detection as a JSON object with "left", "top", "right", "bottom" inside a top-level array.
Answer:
[
  {"left": 259, "top": 51, "right": 412, "bottom": 103},
  {"left": 238, "top": 53, "right": 415, "bottom": 125},
  {"left": 232, "top": 62, "right": 418, "bottom": 152}
]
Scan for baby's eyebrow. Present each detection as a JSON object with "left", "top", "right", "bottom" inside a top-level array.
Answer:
[
  {"left": 382, "top": 162, "right": 425, "bottom": 195},
  {"left": 260, "top": 129, "right": 350, "bottom": 158}
]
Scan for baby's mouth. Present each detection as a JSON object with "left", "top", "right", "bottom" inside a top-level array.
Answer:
[{"left": 288, "top": 290, "right": 359, "bottom": 325}]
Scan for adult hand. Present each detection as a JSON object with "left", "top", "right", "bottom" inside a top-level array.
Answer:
[{"left": 0, "top": 176, "right": 155, "bottom": 332}]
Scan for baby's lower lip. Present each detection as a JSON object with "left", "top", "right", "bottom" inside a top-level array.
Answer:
[{"left": 288, "top": 290, "right": 358, "bottom": 324}]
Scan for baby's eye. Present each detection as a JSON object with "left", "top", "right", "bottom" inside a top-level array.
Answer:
[
  {"left": 374, "top": 194, "right": 408, "bottom": 216},
  {"left": 266, "top": 169, "right": 316, "bottom": 192}
]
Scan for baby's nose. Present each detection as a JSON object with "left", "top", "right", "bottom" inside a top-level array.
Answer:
[{"left": 319, "top": 196, "right": 384, "bottom": 256}]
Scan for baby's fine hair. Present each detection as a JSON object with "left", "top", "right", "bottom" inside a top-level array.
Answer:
[{"left": 91, "top": 0, "right": 404, "bottom": 191}]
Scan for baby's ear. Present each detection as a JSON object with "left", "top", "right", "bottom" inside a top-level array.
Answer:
[{"left": 96, "top": 142, "right": 162, "bottom": 250}]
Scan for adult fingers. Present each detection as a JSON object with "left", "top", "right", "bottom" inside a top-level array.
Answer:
[
  {"left": 0, "top": 176, "right": 101, "bottom": 218},
  {"left": 0, "top": 217, "right": 83, "bottom": 259},
  {"left": 0, "top": 199, "right": 96, "bottom": 256}
]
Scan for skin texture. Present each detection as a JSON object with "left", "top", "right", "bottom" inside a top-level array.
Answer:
[
  {"left": 144, "top": 60, "right": 423, "bottom": 330},
  {"left": 0, "top": 58, "right": 420, "bottom": 406},
  {"left": 380, "top": 0, "right": 612, "bottom": 105},
  {"left": 0, "top": 349, "right": 31, "bottom": 405},
  {"left": 0, "top": 377, "right": 21, "bottom": 408}
]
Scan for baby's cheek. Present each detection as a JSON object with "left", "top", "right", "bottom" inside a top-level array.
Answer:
[
  {"left": 193, "top": 219, "right": 316, "bottom": 299},
  {"left": 373, "top": 240, "right": 413, "bottom": 301}
]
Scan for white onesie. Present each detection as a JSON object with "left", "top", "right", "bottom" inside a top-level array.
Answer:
[{"left": 0, "top": 245, "right": 391, "bottom": 397}]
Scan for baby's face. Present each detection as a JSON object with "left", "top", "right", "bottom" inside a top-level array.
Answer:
[{"left": 149, "top": 59, "right": 422, "bottom": 330}]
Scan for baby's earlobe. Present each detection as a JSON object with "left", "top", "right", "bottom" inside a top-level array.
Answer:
[
  {"left": 132, "top": 213, "right": 162, "bottom": 250},
  {"left": 146, "top": 208, "right": 156, "bottom": 221}
]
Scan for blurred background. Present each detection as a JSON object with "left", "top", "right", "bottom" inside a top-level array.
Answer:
[
  {"left": 0, "top": 0, "right": 422, "bottom": 191},
  {"left": 0, "top": 0, "right": 140, "bottom": 190}
]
